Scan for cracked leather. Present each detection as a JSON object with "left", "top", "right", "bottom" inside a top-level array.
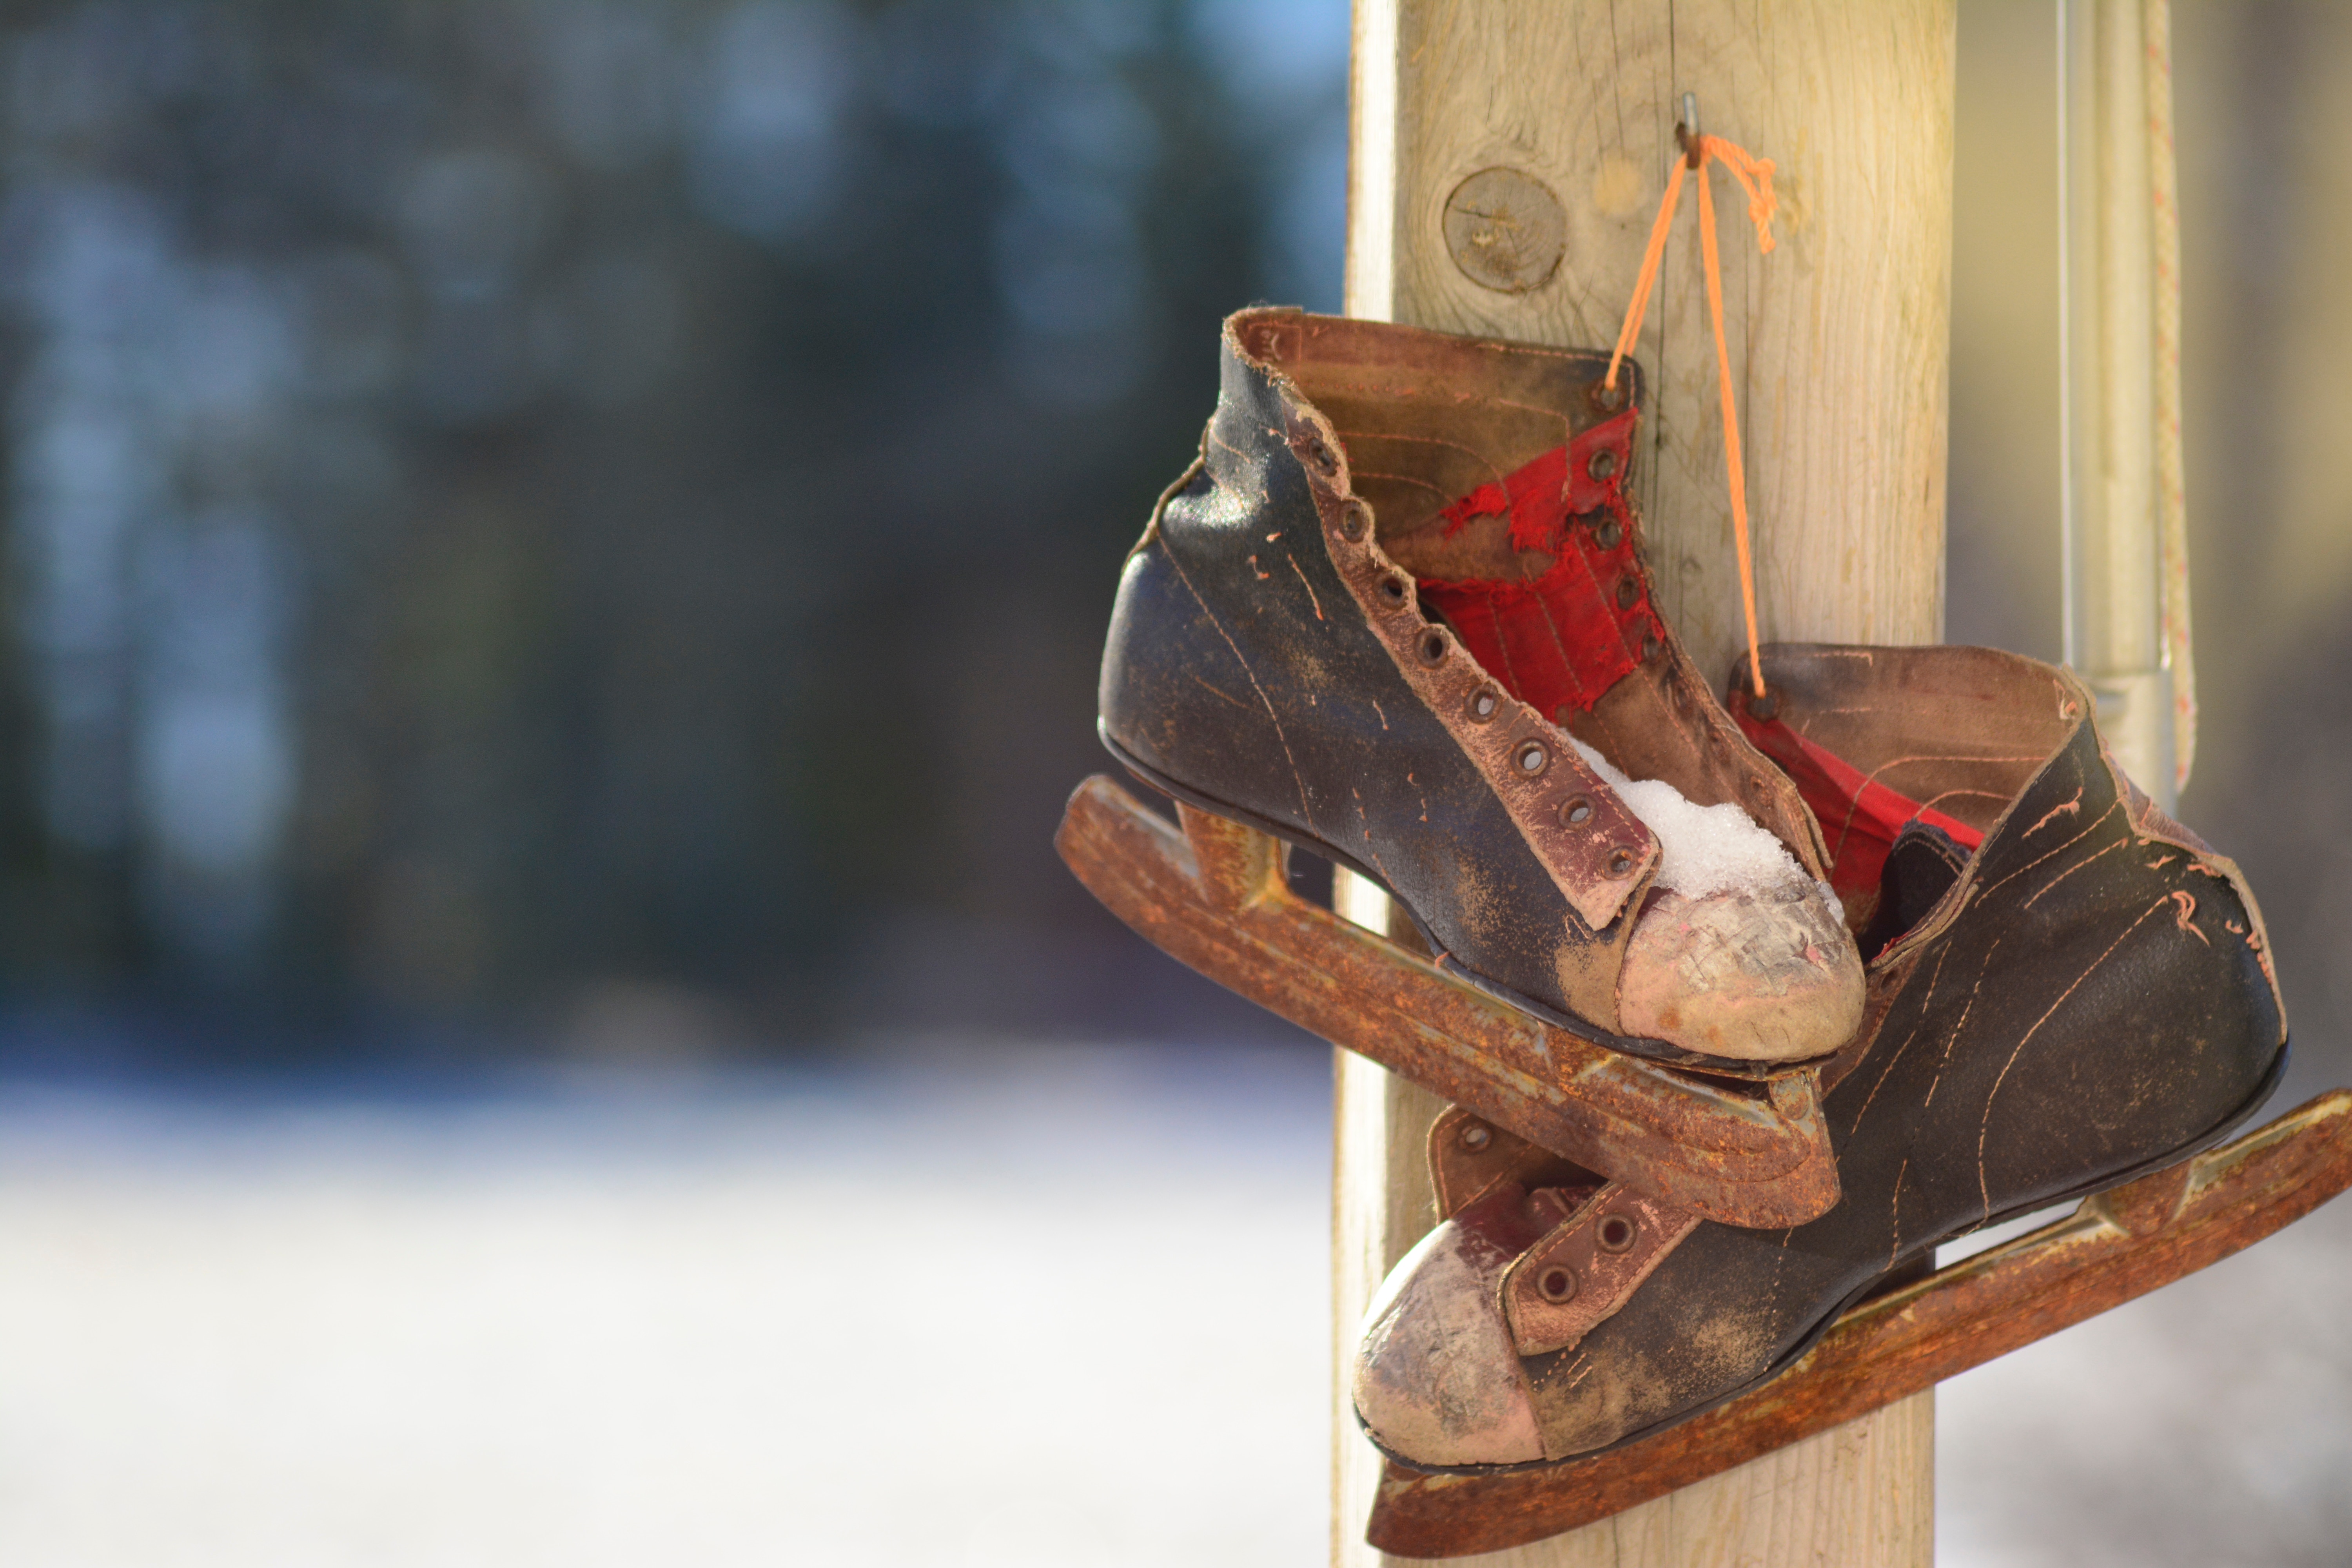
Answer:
[
  {"left": 1501, "top": 1183, "right": 1702, "bottom": 1358},
  {"left": 1468, "top": 643, "right": 2287, "bottom": 1465},
  {"left": 1096, "top": 309, "right": 1828, "bottom": 1060}
]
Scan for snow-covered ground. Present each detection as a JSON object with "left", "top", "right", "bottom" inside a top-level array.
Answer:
[{"left": 0, "top": 1044, "right": 2345, "bottom": 1566}]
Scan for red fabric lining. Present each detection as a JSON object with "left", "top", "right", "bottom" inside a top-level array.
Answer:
[
  {"left": 1414, "top": 410, "right": 1978, "bottom": 905},
  {"left": 1437, "top": 445, "right": 1564, "bottom": 553},
  {"left": 1734, "top": 708, "right": 1985, "bottom": 898},
  {"left": 1415, "top": 410, "right": 1663, "bottom": 720}
]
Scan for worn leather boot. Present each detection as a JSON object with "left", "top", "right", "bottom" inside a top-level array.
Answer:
[
  {"left": 1098, "top": 309, "right": 1861, "bottom": 1073},
  {"left": 1351, "top": 644, "right": 2287, "bottom": 1469}
]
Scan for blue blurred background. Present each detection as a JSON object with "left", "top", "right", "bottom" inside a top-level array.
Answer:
[
  {"left": 5, "top": 2, "right": 2352, "bottom": 1564},
  {"left": 0, "top": 0, "right": 2342, "bottom": 1089},
  {"left": 0, "top": 0, "right": 1349, "bottom": 1061}
]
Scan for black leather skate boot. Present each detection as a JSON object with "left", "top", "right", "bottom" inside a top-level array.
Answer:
[
  {"left": 1098, "top": 309, "right": 1861, "bottom": 1074},
  {"left": 1351, "top": 644, "right": 2287, "bottom": 1468}
]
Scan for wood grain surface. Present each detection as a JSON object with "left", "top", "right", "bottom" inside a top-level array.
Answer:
[{"left": 1338, "top": 2, "right": 1956, "bottom": 1562}]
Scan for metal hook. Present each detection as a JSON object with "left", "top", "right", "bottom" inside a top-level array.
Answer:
[{"left": 1677, "top": 91, "right": 1702, "bottom": 167}]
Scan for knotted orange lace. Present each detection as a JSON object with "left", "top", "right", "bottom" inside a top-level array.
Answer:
[{"left": 1605, "top": 124, "right": 1779, "bottom": 696}]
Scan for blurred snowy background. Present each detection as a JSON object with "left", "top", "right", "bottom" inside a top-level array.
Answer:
[
  {"left": 1, "top": 0, "right": 2350, "bottom": 1564},
  {"left": 7, "top": 1049, "right": 2352, "bottom": 1568}
]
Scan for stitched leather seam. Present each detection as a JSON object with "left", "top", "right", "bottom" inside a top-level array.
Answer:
[
  {"left": 1223, "top": 312, "right": 1659, "bottom": 940},
  {"left": 1499, "top": 1183, "right": 1701, "bottom": 1358}
]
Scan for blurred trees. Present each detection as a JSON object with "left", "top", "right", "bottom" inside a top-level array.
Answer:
[
  {"left": 0, "top": 0, "right": 1347, "bottom": 1035},
  {"left": 6, "top": 0, "right": 2349, "bottom": 1089}
]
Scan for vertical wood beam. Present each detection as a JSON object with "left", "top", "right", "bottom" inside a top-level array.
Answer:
[{"left": 1336, "top": 3, "right": 1954, "bottom": 1563}]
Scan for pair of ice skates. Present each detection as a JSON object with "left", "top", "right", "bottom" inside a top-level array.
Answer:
[{"left": 1060, "top": 308, "right": 2341, "bottom": 1551}]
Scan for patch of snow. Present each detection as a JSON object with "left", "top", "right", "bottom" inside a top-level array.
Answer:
[
  {"left": 0, "top": 1050, "right": 1331, "bottom": 1568},
  {"left": 1569, "top": 739, "right": 1809, "bottom": 900}
]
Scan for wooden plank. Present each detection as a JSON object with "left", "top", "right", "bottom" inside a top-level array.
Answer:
[
  {"left": 1339, "top": 2, "right": 1955, "bottom": 1562},
  {"left": 1367, "top": 1090, "right": 2352, "bottom": 1555},
  {"left": 1348, "top": 0, "right": 1956, "bottom": 678}
]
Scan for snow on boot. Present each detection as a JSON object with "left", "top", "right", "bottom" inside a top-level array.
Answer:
[
  {"left": 1351, "top": 645, "right": 2287, "bottom": 1470},
  {"left": 1097, "top": 308, "right": 1859, "bottom": 1073}
]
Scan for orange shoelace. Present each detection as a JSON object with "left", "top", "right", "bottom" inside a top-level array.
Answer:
[{"left": 1604, "top": 123, "right": 1779, "bottom": 697}]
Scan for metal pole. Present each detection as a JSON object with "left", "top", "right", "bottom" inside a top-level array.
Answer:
[{"left": 2059, "top": 0, "right": 2193, "bottom": 808}]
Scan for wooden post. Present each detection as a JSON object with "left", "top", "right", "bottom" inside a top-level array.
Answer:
[{"left": 1335, "top": 4, "right": 1954, "bottom": 1564}]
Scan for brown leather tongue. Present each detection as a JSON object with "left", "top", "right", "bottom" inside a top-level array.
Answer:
[
  {"left": 1381, "top": 420, "right": 1667, "bottom": 726},
  {"left": 1527, "top": 1184, "right": 1604, "bottom": 1230},
  {"left": 1382, "top": 505, "right": 1551, "bottom": 585}
]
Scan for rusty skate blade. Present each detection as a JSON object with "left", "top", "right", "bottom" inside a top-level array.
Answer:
[
  {"left": 1055, "top": 774, "right": 1839, "bottom": 1228},
  {"left": 1367, "top": 1088, "right": 2352, "bottom": 1558}
]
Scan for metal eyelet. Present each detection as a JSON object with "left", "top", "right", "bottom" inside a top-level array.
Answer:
[
  {"left": 1561, "top": 795, "right": 1594, "bottom": 828},
  {"left": 1596, "top": 1214, "right": 1637, "bottom": 1253},
  {"left": 1641, "top": 633, "right": 1661, "bottom": 661},
  {"left": 1590, "top": 378, "right": 1626, "bottom": 412},
  {"left": 1615, "top": 576, "right": 1638, "bottom": 610},
  {"left": 1588, "top": 449, "right": 1617, "bottom": 481},
  {"left": 1336, "top": 501, "right": 1370, "bottom": 543},
  {"left": 1514, "top": 740, "right": 1549, "bottom": 777},
  {"left": 1605, "top": 847, "right": 1637, "bottom": 878},
  {"left": 1301, "top": 434, "right": 1339, "bottom": 476},
  {"left": 1746, "top": 689, "right": 1779, "bottom": 721},
  {"left": 1467, "top": 688, "right": 1502, "bottom": 724},
  {"left": 1458, "top": 1121, "right": 1492, "bottom": 1152},
  {"left": 1376, "top": 572, "right": 1412, "bottom": 608},
  {"left": 1536, "top": 1265, "right": 1579, "bottom": 1303},
  {"left": 1414, "top": 627, "right": 1448, "bottom": 667},
  {"left": 1594, "top": 516, "right": 1623, "bottom": 550}
]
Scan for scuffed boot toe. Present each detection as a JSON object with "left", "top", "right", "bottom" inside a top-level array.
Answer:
[
  {"left": 1097, "top": 309, "right": 1860, "bottom": 1072},
  {"left": 1568, "top": 739, "right": 1865, "bottom": 1063},
  {"left": 1617, "top": 880, "right": 1866, "bottom": 1062},
  {"left": 1360, "top": 644, "right": 2290, "bottom": 1475},
  {"left": 1352, "top": 1194, "right": 1548, "bottom": 1469}
]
